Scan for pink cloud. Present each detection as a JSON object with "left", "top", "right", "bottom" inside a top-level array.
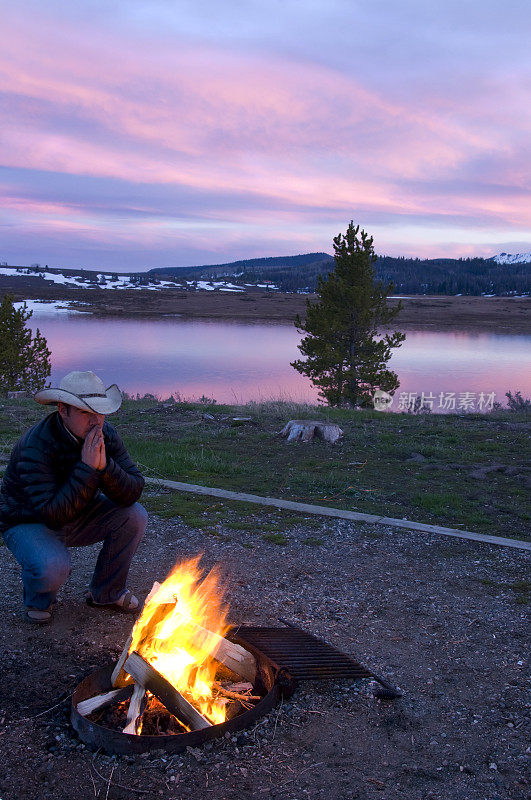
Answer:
[
  {"left": 0, "top": 18, "right": 508, "bottom": 183},
  {"left": 1, "top": 4, "right": 529, "bottom": 264}
]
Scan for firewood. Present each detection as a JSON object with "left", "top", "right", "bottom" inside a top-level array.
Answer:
[
  {"left": 215, "top": 663, "right": 245, "bottom": 682},
  {"left": 76, "top": 686, "right": 133, "bottom": 717},
  {"left": 111, "top": 632, "right": 133, "bottom": 688},
  {"left": 135, "top": 602, "right": 178, "bottom": 650},
  {"left": 112, "top": 603, "right": 175, "bottom": 687},
  {"left": 111, "top": 581, "right": 164, "bottom": 687},
  {"left": 224, "top": 681, "right": 254, "bottom": 692},
  {"left": 121, "top": 616, "right": 255, "bottom": 683},
  {"left": 144, "top": 581, "right": 162, "bottom": 603},
  {"left": 215, "top": 687, "right": 261, "bottom": 702},
  {"left": 123, "top": 683, "right": 146, "bottom": 735},
  {"left": 112, "top": 579, "right": 255, "bottom": 692},
  {"left": 110, "top": 599, "right": 180, "bottom": 687},
  {"left": 124, "top": 651, "right": 212, "bottom": 731},
  {"left": 183, "top": 620, "right": 257, "bottom": 683}
]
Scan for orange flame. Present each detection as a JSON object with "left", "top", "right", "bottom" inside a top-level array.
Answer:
[{"left": 128, "top": 556, "right": 229, "bottom": 724}]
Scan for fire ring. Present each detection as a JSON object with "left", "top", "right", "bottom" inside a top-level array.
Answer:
[
  {"left": 70, "top": 551, "right": 401, "bottom": 756},
  {"left": 71, "top": 651, "right": 289, "bottom": 755}
]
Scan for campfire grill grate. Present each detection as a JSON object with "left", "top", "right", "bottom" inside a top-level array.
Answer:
[{"left": 233, "top": 623, "right": 374, "bottom": 682}]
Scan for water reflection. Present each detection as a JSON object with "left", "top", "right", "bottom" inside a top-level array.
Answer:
[{"left": 26, "top": 313, "right": 531, "bottom": 411}]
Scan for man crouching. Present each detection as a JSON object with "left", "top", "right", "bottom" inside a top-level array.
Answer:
[{"left": 0, "top": 371, "right": 147, "bottom": 624}]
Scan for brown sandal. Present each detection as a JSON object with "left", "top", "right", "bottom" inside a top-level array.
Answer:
[{"left": 86, "top": 590, "right": 139, "bottom": 613}]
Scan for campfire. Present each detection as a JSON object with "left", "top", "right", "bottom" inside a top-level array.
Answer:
[
  {"left": 72, "top": 556, "right": 401, "bottom": 755},
  {"left": 75, "top": 557, "right": 259, "bottom": 737}
]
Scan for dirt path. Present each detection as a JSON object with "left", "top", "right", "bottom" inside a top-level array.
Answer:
[{"left": 0, "top": 511, "right": 528, "bottom": 800}]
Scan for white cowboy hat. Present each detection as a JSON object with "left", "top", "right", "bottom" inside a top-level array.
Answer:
[{"left": 34, "top": 371, "right": 122, "bottom": 414}]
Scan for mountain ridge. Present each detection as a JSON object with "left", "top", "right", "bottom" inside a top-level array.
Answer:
[
  {"left": 147, "top": 252, "right": 530, "bottom": 295},
  {"left": 1, "top": 252, "right": 529, "bottom": 296},
  {"left": 148, "top": 251, "right": 531, "bottom": 276}
]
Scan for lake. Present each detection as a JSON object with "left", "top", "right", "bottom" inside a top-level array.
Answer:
[{"left": 24, "top": 307, "right": 531, "bottom": 412}]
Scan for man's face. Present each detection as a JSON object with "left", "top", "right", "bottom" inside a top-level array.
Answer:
[{"left": 57, "top": 403, "right": 105, "bottom": 439}]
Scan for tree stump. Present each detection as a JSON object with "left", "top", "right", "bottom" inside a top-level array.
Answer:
[{"left": 280, "top": 420, "right": 343, "bottom": 443}]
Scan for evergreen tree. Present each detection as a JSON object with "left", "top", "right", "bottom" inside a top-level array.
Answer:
[
  {"left": 0, "top": 295, "right": 52, "bottom": 395},
  {"left": 291, "top": 222, "right": 405, "bottom": 407}
]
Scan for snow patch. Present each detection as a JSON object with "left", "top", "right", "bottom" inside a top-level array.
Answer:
[
  {"left": 191, "top": 280, "right": 244, "bottom": 291},
  {"left": 13, "top": 300, "right": 87, "bottom": 315},
  {"left": 0, "top": 266, "right": 274, "bottom": 293},
  {"left": 0, "top": 266, "right": 183, "bottom": 291},
  {"left": 493, "top": 252, "right": 531, "bottom": 265}
]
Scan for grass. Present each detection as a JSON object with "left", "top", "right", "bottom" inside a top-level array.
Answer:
[
  {"left": 511, "top": 580, "right": 530, "bottom": 604},
  {"left": 411, "top": 491, "right": 457, "bottom": 514},
  {"left": 0, "top": 396, "right": 529, "bottom": 541},
  {"left": 303, "top": 536, "right": 324, "bottom": 546},
  {"left": 479, "top": 578, "right": 530, "bottom": 604},
  {"left": 262, "top": 532, "right": 288, "bottom": 546},
  {"left": 140, "top": 488, "right": 316, "bottom": 535}
]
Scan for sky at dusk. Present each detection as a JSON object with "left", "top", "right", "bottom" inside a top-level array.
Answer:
[{"left": 1, "top": 0, "right": 530, "bottom": 271}]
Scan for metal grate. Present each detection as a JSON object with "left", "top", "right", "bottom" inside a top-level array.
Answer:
[{"left": 234, "top": 624, "right": 374, "bottom": 682}]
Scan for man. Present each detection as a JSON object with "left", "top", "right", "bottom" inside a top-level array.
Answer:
[{"left": 0, "top": 370, "right": 147, "bottom": 623}]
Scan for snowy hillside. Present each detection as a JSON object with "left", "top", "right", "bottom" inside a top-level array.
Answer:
[
  {"left": 492, "top": 252, "right": 531, "bottom": 265},
  {"left": 0, "top": 266, "right": 264, "bottom": 292},
  {"left": 1, "top": 255, "right": 528, "bottom": 295}
]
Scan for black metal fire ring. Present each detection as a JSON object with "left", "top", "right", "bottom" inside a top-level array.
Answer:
[
  {"left": 71, "top": 623, "right": 400, "bottom": 754},
  {"left": 71, "top": 661, "right": 284, "bottom": 756}
]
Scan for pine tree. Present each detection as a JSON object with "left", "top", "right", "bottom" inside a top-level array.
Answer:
[
  {"left": 0, "top": 295, "right": 52, "bottom": 395},
  {"left": 291, "top": 222, "right": 405, "bottom": 407}
]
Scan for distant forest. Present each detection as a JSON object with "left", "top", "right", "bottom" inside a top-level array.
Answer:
[{"left": 150, "top": 253, "right": 530, "bottom": 295}]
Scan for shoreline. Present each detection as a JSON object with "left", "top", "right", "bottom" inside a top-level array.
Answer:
[
  {"left": 1, "top": 278, "right": 529, "bottom": 333},
  {"left": 50, "top": 294, "right": 531, "bottom": 335}
]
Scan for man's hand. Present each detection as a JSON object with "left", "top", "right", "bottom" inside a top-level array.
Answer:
[{"left": 81, "top": 426, "right": 106, "bottom": 471}]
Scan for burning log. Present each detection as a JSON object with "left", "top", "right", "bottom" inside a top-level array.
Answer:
[
  {"left": 123, "top": 683, "right": 147, "bottom": 735},
  {"left": 111, "top": 633, "right": 133, "bottom": 688},
  {"left": 113, "top": 581, "right": 256, "bottom": 684},
  {"left": 215, "top": 687, "right": 261, "bottom": 702},
  {"left": 111, "top": 583, "right": 162, "bottom": 687},
  {"left": 182, "top": 619, "right": 256, "bottom": 683},
  {"left": 76, "top": 685, "right": 133, "bottom": 717},
  {"left": 222, "top": 681, "right": 253, "bottom": 692},
  {"left": 71, "top": 561, "right": 276, "bottom": 749},
  {"left": 105, "top": 561, "right": 257, "bottom": 735},
  {"left": 124, "top": 651, "right": 212, "bottom": 731}
]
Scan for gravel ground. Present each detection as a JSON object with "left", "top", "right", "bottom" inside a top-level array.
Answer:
[{"left": 0, "top": 510, "right": 529, "bottom": 800}]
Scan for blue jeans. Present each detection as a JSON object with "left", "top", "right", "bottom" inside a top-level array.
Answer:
[{"left": 3, "top": 494, "right": 147, "bottom": 610}]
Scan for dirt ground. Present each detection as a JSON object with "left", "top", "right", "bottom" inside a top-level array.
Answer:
[
  {"left": 0, "top": 506, "right": 528, "bottom": 800},
  {"left": 1, "top": 274, "right": 530, "bottom": 332}
]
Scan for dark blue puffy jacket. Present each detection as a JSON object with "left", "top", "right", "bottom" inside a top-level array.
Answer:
[{"left": 0, "top": 411, "right": 144, "bottom": 533}]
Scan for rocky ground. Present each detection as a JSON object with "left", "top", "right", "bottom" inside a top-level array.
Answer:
[{"left": 0, "top": 508, "right": 529, "bottom": 800}]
